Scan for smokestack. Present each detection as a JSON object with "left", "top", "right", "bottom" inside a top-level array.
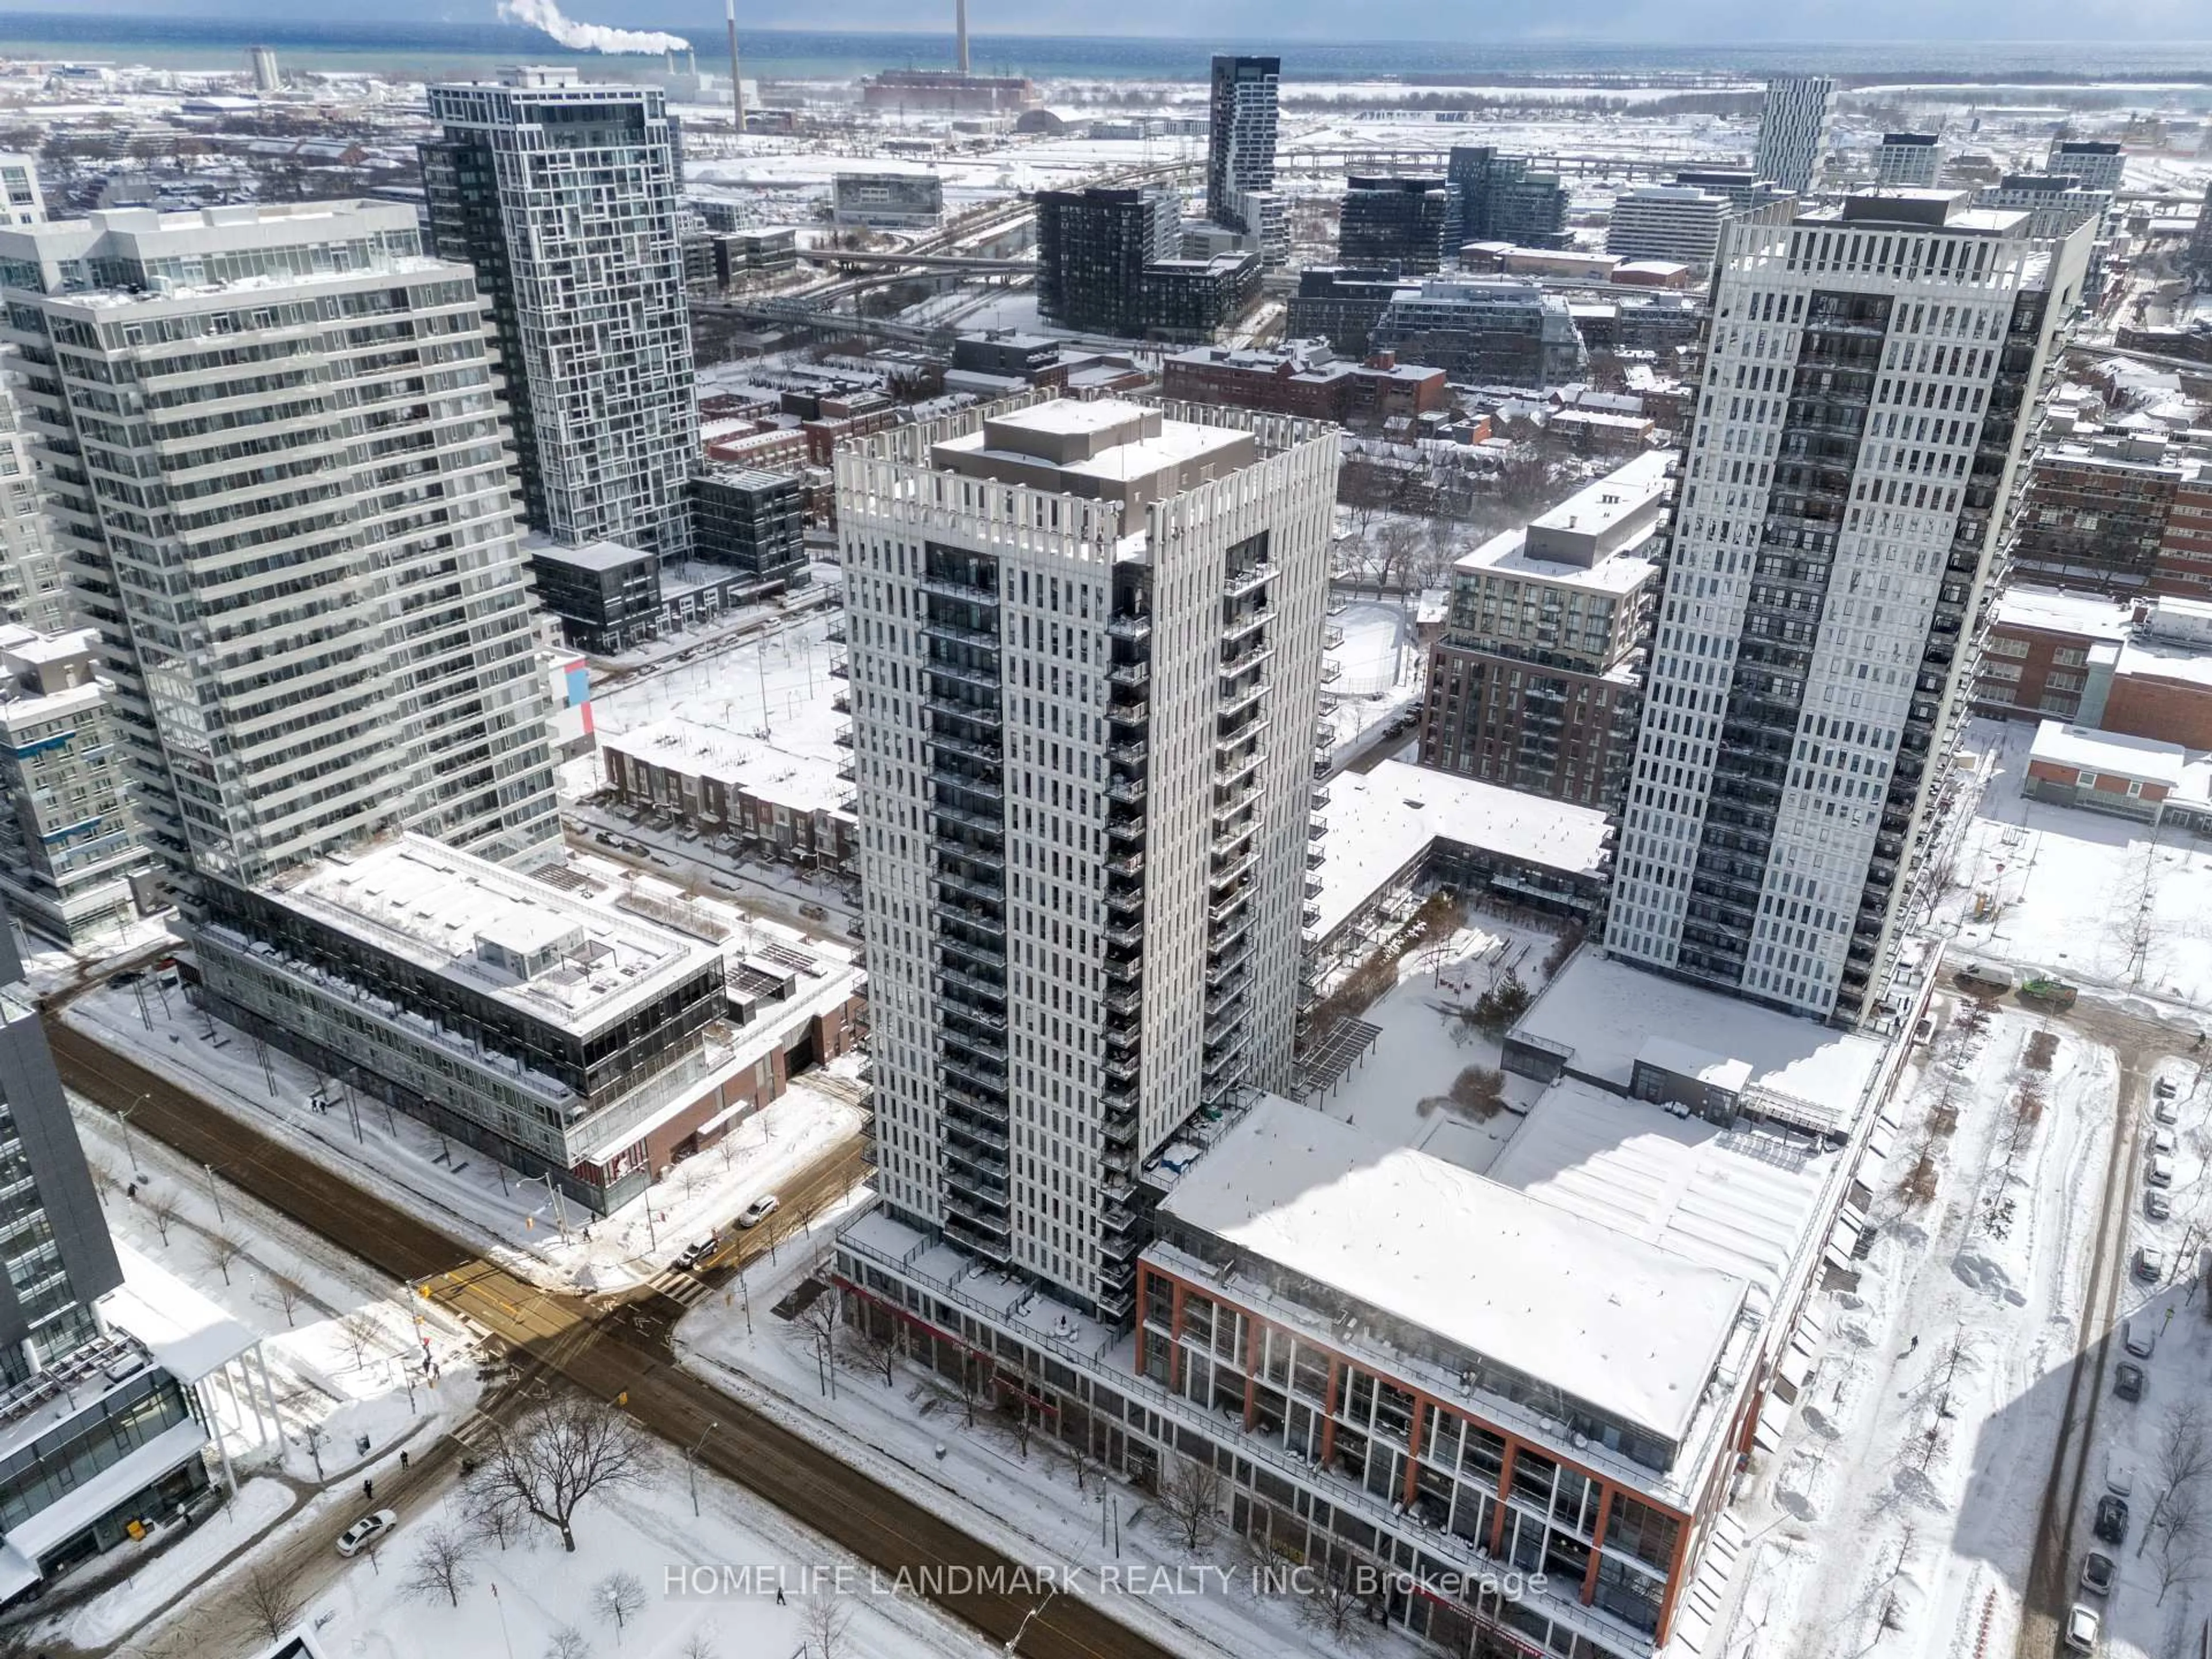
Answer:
[
  {"left": 956, "top": 0, "right": 969, "bottom": 74},
  {"left": 725, "top": 0, "right": 745, "bottom": 136}
]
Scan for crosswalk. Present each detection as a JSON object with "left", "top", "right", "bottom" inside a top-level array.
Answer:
[{"left": 645, "top": 1265, "right": 717, "bottom": 1307}]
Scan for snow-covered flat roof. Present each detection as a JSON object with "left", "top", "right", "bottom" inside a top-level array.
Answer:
[
  {"left": 1487, "top": 1078, "right": 1834, "bottom": 1319},
  {"left": 1991, "top": 585, "right": 2132, "bottom": 641},
  {"left": 104, "top": 1247, "right": 258, "bottom": 1384},
  {"left": 2118, "top": 635, "right": 2212, "bottom": 691},
  {"left": 1312, "top": 759, "right": 1610, "bottom": 940},
  {"left": 1157, "top": 1093, "right": 1748, "bottom": 1444},
  {"left": 605, "top": 715, "right": 851, "bottom": 815},
  {"left": 525, "top": 535, "right": 650, "bottom": 574},
  {"left": 267, "top": 834, "right": 715, "bottom": 1039},
  {"left": 1511, "top": 951, "right": 1889, "bottom": 1120},
  {"left": 1452, "top": 524, "right": 1660, "bottom": 594},
  {"left": 2030, "top": 717, "right": 2188, "bottom": 786}
]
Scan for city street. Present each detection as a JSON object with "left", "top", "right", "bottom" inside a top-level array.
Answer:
[{"left": 47, "top": 1019, "right": 1177, "bottom": 1659}]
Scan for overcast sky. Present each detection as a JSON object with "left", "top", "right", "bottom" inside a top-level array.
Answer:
[{"left": 46, "top": 0, "right": 2212, "bottom": 43}]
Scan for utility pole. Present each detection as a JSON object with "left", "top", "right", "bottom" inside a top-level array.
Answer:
[{"left": 202, "top": 1162, "right": 226, "bottom": 1224}]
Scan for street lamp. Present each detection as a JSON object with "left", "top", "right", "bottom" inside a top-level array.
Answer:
[
  {"left": 112, "top": 1093, "right": 147, "bottom": 1175},
  {"left": 685, "top": 1419, "right": 718, "bottom": 1517},
  {"left": 1005, "top": 1588, "right": 1057, "bottom": 1656}
]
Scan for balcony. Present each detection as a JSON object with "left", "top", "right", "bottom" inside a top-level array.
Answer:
[
  {"left": 834, "top": 728, "right": 854, "bottom": 749},
  {"left": 930, "top": 729, "right": 999, "bottom": 767},
  {"left": 1216, "top": 747, "right": 1264, "bottom": 790},
  {"left": 1107, "top": 776, "right": 1146, "bottom": 808},
  {"left": 922, "top": 572, "right": 999, "bottom": 605},
  {"left": 1218, "top": 676, "right": 1270, "bottom": 722},
  {"left": 922, "top": 616, "right": 999, "bottom": 650},
  {"left": 942, "top": 1026, "right": 1008, "bottom": 1067},
  {"left": 1310, "top": 781, "right": 1331, "bottom": 809},
  {"left": 1104, "top": 919, "right": 1142, "bottom": 950},
  {"left": 1209, "top": 884, "right": 1252, "bottom": 926},
  {"left": 929, "top": 657, "right": 1001, "bottom": 695},
  {"left": 1105, "top": 850, "right": 1143, "bottom": 878},
  {"left": 1107, "top": 738, "right": 1146, "bottom": 768},
  {"left": 1222, "top": 606, "right": 1271, "bottom": 646},
  {"left": 1107, "top": 613, "right": 1152, "bottom": 642},
  {"left": 1223, "top": 559, "right": 1275, "bottom": 601},
  {"left": 931, "top": 801, "right": 1003, "bottom": 840},
  {"left": 1103, "top": 1052, "right": 1140, "bottom": 1084},
  {"left": 1210, "top": 817, "right": 1257, "bottom": 861},
  {"left": 1210, "top": 849, "right": 1256, "bottom": 891},
  {"left": 937, "top": 930, "right": 1005, "bottom": 970},
  {"left": 933, "top": 867, "right": 1003, "bottom": 907},
  {"left": 836, "top": 757, "right": 854, "bottom": 781},
  {"left": 831, "top": 690, "right": 851, "bottom": 714},
  {"left": 1108, "top": 696, "right": 1148, "bottom": 727},
  {"left": 926, "top": 694, "right": 1001, "bottom": 730},
  {"left": 1108, "top": 661, "right": 1149, "bottom": 690},
  {"left": 1106, "top": 810, "right": 1146, "bottom": 843},
  {"left": 1321, "top": 660, "right": 1343, "bottom": 683},
  {"left": 1105, "top": 879, "right": 1145, "bottom": 914},
  {"left": 828, "top": 658, "right": 848, "bottom": 679},
  {"left": 944, "top": 1112, "right": 1009, "bottom": 1153},
  {"left": 937, "top": 961, "right": 1008, "bottom": 1006},
  {"left": 1220, "top": 641, "right": 1275, "bottom": 679}
]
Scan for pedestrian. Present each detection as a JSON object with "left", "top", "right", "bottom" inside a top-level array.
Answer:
[
  {"left": 775, "top": 1586, "right": 786, "bottom": 1607},
  {"left": 125, "top": 1184, "right": 136, "bottom": 1201},
  {"left": 363, "top": 1479, "right": 374, "bottom": 1501},
  {"left": 399, "top": 1450, "right": 409, "bottom": 1471},
  {"left": 1908, "top": 1334, "right": 1919, "bottom": 1351}
]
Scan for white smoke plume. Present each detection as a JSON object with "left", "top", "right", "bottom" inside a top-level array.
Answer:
[{"left": 497, "top": 0, "right": 691, "bottom": 56}]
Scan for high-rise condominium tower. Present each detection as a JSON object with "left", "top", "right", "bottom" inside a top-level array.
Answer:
[
  {"left": 0, "top": 203, "right": 561, "bottom": 889},
  {"left": 835, "top": 395, "right": 1338, "bottom": 1319},
  {"left": 1206, "top": 55, "right": 1285, "bottom": 264},
  {"left": 1753, "top": 75, "right": 1838, "bottom": 196},
  {"left": 424, "top": 73, "right": 696, "bottom": 558},
  {"left": 1606, "top": 192, "right": 2091, "bottom": 1025}
]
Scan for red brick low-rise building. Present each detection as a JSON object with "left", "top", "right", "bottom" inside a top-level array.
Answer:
[
  {"left": 1162, "top": 338, "right": 1449, "bottom": 430},
  {"left": 1975, "top": 588, "right": 2212, "bottom": 751}
]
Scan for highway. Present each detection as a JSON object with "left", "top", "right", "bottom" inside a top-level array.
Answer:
[{"left": 47, "top": 1019, "right": 1179, "bottom": 1659}]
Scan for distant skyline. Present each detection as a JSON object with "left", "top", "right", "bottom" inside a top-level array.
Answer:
[{"left": 19, "top": 1, "right": 2212, "bottom": 47}]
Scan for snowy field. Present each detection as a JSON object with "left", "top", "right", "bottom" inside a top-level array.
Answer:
[
  {"left": 63, "top": 984, "right": 864, "bottom": 1293},
  {"left": 1318, "top": 597, "right": 1425, "bottom": 765},
  {"left": 1933, "top": 720, "right": 2212, "bottom": 1024},
  {"left": 591, "top": 608, "right": 850, "bottom": 767}
]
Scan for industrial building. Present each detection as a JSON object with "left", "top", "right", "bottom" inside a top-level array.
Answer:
[{"left": 831, "top": 171, "right": 944, "bottom": 230}]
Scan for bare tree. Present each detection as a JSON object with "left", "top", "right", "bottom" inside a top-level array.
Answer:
[
  {"left": 1297, "top": 1560, "right": 1375, "bottom": 1648},
  {"left": 2153, "top": 1480, "right": 2202, "bottom": 1604},
  {"left": 488, "top": 1396, "right": 650, "bottom": 1552},
  {"left": 802, "top": 1590, "right": 852, "bottom": 1658},
  {"left": 335, "top": 1309, "right": 389, "bottom": 1371},
  {"left": 461, "top": 1462, "right": 527, "bottom": 1551},
  {"left": 1064, "top": 1434, "right": 1094, "bottom": 1494},
  {"left": 402, "top": 1525, "right": 477, "bottom": 1608},
  {"left": 200, "top": 1230, "right": 246, "bottom": 1287},
  {"left": 1158, "top": 1453, "right": 1223, "bottom": 1552},
  {"left": 263, "top": 1271, "right": 311, "bottom": 1328},
  {"left": 849, "top": 1317, "right": 899, "bottom": 1387},
  {"left": 544, "top": 1627, "right": 593, "bottom": 1659},
  {"left": 236, "top": 1562, "right": 305, "bottom": 1642},
  {"left": 678, "top": 1630, "right": 720, "bottom": 1659},
  {"left": 593, "top": 1570, "right": 647, "bottom": 1639},
  {"left": 146, "top": 1194, "right": 180, "bottom": 1245}
]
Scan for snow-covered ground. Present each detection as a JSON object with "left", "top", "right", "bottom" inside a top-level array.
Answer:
[
  {"left": 1310, "top": 917, "right": 1562, "bottom": 1175},
  {"left": 1319, "top": 597, "right": 1425, "bottom": 765},
  {"left": 16, "top": 1100, "right": 487, "bottom": 1651},
  {"left": 1713, "top": 1000, "right": 2127, "bottom": 1659},
  {"left": 138, "top": 1419, "right": 996, "bottom": 1659},
  {"left": 63, "top": 984, "right": 864, "bottom": 1294},
  {"left": 1933, "top": 719, "right": 2212, "bottom": 1024},
  {"left": 676, "top": 1203, "right": 1430, "bottom": 1659},
  {"left": 591, "top": 608, "right": 849, "bottom": 766}
]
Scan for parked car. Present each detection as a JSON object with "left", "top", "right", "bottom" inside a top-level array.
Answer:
[
  {"left": 2151, "top": 1126, "right": 2178, "bottom": 1155},
  {"left": 736, "top": 1193, "right": 781, "bottom": 1229},
  {"left": 2080, "top": 1552, "right": 2115, "bottom": 1596},
  {"left": 2063, "top": 1603, "right": 2101, "bottom": 1651},
  {"left": 2136, "top": 1245, "right": 2167, "bottom": 1282},
  {"left": 337, "top": 1509, "right": 397, "bottom": 1558},
  {"left": 2124, "top": 1321, "right": 2157, "bottom": 1360},
  {"left": 2148, "top": 1153, "right": 2176, "bottom": 1187},
  {"left": 2155, "top": 1076, "right": 2178, "bottom": 1098},
  {"left": 676, "top": 1238, "right": 718, "bottom": 1272},
  {"left": 2115, "top": 1361, "right": 2146, "bottom": 1402},
  {"left": 2095, "top": 1494, "right": 2130, "bottom": 1544},
  {"left": 2153, "top": 1096, "right": 2179, "bottom": 1125},
  {"left": 2147, "top": 1190, "right": 2172, "bottom": 1221}
]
